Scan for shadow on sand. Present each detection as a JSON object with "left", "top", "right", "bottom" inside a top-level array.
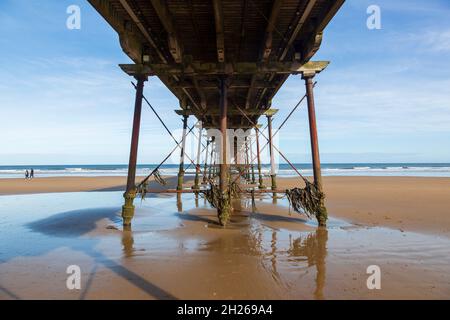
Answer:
[
  {"left": 11, "top": 206, "right": 178, "bottom": 300},
  {"left": 3, "top": 189, "right": 327, "bottom": 300},
  {"left": 91, "top": 176, "right": 194, "bottom": 193}
]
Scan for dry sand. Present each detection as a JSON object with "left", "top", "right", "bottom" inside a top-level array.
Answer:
[{"left": 1, "top": 175, "right": 449, "bottom": 237}]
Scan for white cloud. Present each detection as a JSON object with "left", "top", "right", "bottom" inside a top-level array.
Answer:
[{"left": 395, "top": 29, "right": 450, "bottom": 53}]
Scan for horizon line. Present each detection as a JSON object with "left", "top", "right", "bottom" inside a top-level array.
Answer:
[{"left": 1, "top": 162, "right": 450, "bottom": 167}]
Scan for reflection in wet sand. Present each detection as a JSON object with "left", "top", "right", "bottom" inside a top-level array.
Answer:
[
  {"left": 1, "top": 191, "right": 450, "bottom": 299},
  {"left": 122, "top": 227, "right": 134, "bottom": 258},
  {"left": 194, "top": 193, "right": 199, "bottom": 208},
  {"left": 270, "top": 231, "right": 280, "bottom": 284},
  {"left": 176, "top": 193, "right": 183, "bottom": 212},
  {"left": 193, "top": 205, "right": 329, "bottom": 298},
  {"left": 314, "top": 228, "right": 327, "bottom": 300},
  {"left": 248, "top": 223, "right": 328, "bottom": 299}
]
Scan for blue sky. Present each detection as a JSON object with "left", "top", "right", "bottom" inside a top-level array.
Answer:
[{"left": 0, "top": 0, "right": 449, "bottom": 165}]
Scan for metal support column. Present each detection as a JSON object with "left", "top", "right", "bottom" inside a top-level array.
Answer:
[
  {"left": 203, "top": 139, "right": 210, "bottom": 184},
  {"left": 177, "top": 114, "right": 189, "bottom": 190},
  {"left": 266, "top": 114, "right": 277, "bottom": 192},
  {"left": 249, "top": 135, "right": 256, "bottom": 184},
  {"left": 122, "top": 75, "right": 147, "bottom": 227},
  {"left": 255, "top": 127, "right": 265, "bottom": 189},
  {"left": 304, "top": 73, "right": 327, "bottom": 226},
  {"left": 194, "top": 123, "right": 202, "bottom": 189},
  {"left": 218, "top": 76, "right": 230, "bottom": 225}
]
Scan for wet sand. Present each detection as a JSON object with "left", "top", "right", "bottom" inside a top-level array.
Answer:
[
  {"left": 0, "top": 191, "right": 449, "bottom": 300},
  {"left": 1, "top": 176, "right": 449, "bottom": 237}
]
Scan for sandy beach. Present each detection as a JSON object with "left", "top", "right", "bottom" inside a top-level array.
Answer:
[
  {"left": 1, "top": 175, "right": 449, "bottom": 237},
  {"left": 1, "top": 175, "right": 450, "bottom": 300}
]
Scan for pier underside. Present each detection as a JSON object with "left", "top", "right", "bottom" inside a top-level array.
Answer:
[
  {"left": 89, "top": 0, "right": 343, "bottom": 127},
  {"left": 88, "top": 0, "right": 345, "bottom": 227}
]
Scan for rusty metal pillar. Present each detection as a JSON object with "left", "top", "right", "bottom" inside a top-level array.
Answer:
[
  {"left": 266, "top": 114, "right": 277, "bottom": 192},
  {"left": 218, "top": 76, "right": 230, "bottom": 225},
  {"left": 219, "top": 77, "right": 228, "bottom": 193},
  {"left": 194, "top": 123, "right": 202, "bottom": 190},
  {"left": 122, "top": 75, "right": 147, "bottom": 227},
  {"left": 304, "top": 73, "right": 327, "bottom": 226},
  {"left": 233, "top": 135, "right": 238, "bottom": 165},
  {"left": 245, "top": 136, "right": 250, "bottom": 182},
  {"left": 208, "top": 138, "right": 215, "bottom": 181},
  {"left": 177, "top": 114, "right": 189, "bottom": 190},
  {"left": 203, "top": 139, "right": 210, "bottom": 184},
  {"left": 255, "top": 127, "right": 265, "bottom": 189},
  {"left": 304, "top": 75, "right": 323, "bottom": 189},
  {"left": 249, "top": 134, "right": 256, "bottom": 184},
  {"left": 208, "top": 137, "right": 216, "bottom": 181}
]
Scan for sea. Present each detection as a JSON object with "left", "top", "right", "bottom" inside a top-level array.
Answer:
[{"left": 1, "top": 163, "right": 450, "bottom": 179}]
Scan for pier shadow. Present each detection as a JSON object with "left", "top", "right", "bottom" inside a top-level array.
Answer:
[
  {"left": 0, "top": 207, "right": 179, "bottom": 300},
  {"left": 2, "top": 190, "right": 326, "bottom": 300},
  {"left": 0, "top": 285, "right": 21, "bottom": 300},
  {"left": 80, "top": 244, "right": 177, "bottom": 300},
  {"left": 176, "top": 211, "right": 221, "bottom": 226},
  {"left": 28, "top": 207, "right": 121, "bottom": 237},
  {"left": 251, "top": 212, "right": 309, "bottom": 224},
  {"left": 92, "top": 176, "right": 194, "bottom": 194}
]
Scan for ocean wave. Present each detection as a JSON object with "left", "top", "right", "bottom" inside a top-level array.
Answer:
[{"left": 1, "top": 165, "right": 450, "bottom": 178}]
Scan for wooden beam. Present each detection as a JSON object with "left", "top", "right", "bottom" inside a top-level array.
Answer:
[
  {"left": 100, "top": 0, "right": 204, "bottom": 115},
  {"left": 245, "top": 77, "right": 256, "bottom": 110},
  {"left": 139, "top": 188, "right": 289, "bottom": 194},
  {"left": 212, "top": 0, "right": 225, "bottom": 62},
  {"left": 279, "top": 0, "right": 318, "bottom": 62},
  {"left": 246, "top": 0, "right": 283, "bottom": 109},
  {"left": 174, "top": 109, "right": 269, "bottom": 117},
  {"left": 253, "top": 0, "right": 319, "bottom": 108},
  {"left": 168, "top": 79, "right": 276, "bottom": 90},
  {"left": 150, "top": 0, "right": 183, "bottom": 63},
  {"left": 317, "top": 0, "right": 346, "bottom": 32},
  {"left": 193, "top": 77, "right": 207, "bottom": 110},
  {"left": 237, "top": 0, "right": 249, "bottom": 61},
  {"left": 120, "top": 61, "right": 329, "bottom": 77},
  {"left": 262, "top": 0, "right": 284, "bottom": 61},
  {"left": 299, "top": 0, "right": 346, "bottom": 62},
  {"left": 254, "top": 0, "right": 319, "bottom": 110},
  {"left": 117, "top": 0, "right": 168, "bottom": 63},
  {"left": 148, "top": 0, "right": 208, "bottom": 111},
  {"left": 88, "top": 0, "right": 143, "bottom": 62}
]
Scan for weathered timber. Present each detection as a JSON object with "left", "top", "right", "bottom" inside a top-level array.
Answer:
[{"left": 119, "top": 61, "right": 329, "bottom": 77}]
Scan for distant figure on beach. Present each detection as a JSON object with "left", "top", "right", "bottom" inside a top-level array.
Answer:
[
  {"left": 25, "top": 170, "right": 29, "bottom": 180},
  {"left": 30, "top": 169, "right": 34, "bottom": 179}
]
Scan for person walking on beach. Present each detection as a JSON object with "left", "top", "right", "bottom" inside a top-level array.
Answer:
[
  {"left": 25, "top": 170, "right": 29, "bottom": 180},
  {"left": 30, "top": 168, "right": 34, "bottom": 179}
]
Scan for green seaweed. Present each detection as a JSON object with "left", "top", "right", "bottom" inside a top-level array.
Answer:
[{"left": 286, "top": 180, "right": 327, "bottom": 226}]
